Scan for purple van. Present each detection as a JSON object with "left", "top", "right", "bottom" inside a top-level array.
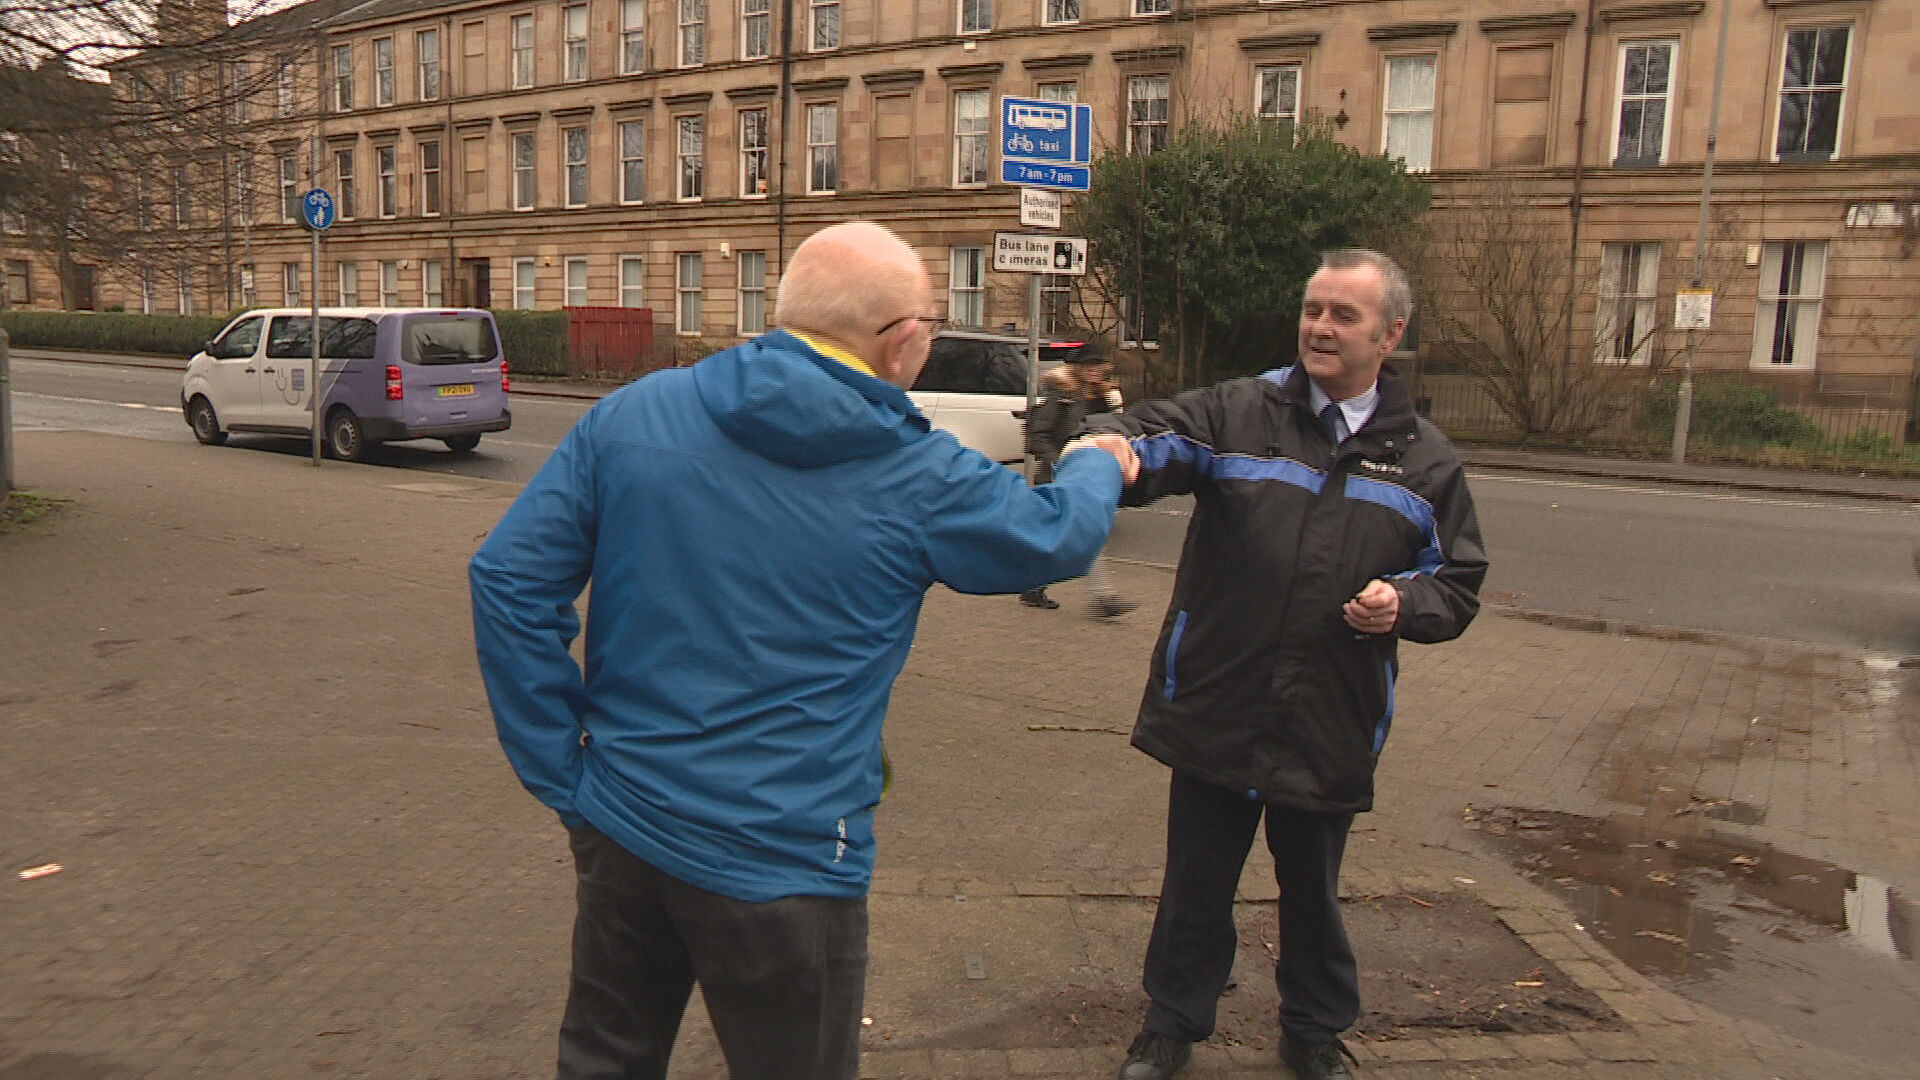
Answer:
[{"left": 181, "top": 307, "right": 512, "bottom": 461}]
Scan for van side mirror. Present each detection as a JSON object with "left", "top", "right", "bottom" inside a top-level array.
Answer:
[{"left": 203, "top": 340, "right": 218, "bottom": 355}]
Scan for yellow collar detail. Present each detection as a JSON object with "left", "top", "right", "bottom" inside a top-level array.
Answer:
[{"left": 790, "top": 331, "right": 875, "bottom": 378}]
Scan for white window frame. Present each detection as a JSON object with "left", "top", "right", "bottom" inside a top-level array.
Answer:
[
  {"left": 226, "top": 60, "right": 249, "bottom": 124},
  {"left": 809, "top": 0, "right": 840, "bottom": 51},
  {"left": 1042, "top": 0, "right": 1080, "bottom": 27},
  {"left": 511, "top": 130, "right": 537, "bottom": 210},
  {"left": 419, "top": 139, "right": 441, "bottom": 216},
  {"left": 1119, "top": 294, "right": 1160, "bottom": 349},
  {"left": 742, "top": 0, "right": 772, "bottom": 60},
  {"left": 959, "top": 0, "right": 991, "bottom": 35},
  {"left": 171, "top": 163, "right": 191, "bottom": 228},
  {"left": 1751, "top": 240, "right": 1827, "bottom": 370},
  {"left": 372, "top": 37, "right": 394, "bottom": 106},
  {"left": 1255, "top": 62, "right": 1302, "bottom": 129},
  {"left": 417, "top": 28, "right": 442, "bottom": 101},
  {"left": 564, "top": 256, "right": 589, "bottom": 306},
  {"left": 276, "top": 59, "right": 296, "bottom": 117},
  {"left": 1126, "top": 75, "right": 1170, "bottom": 154},
  {"left": 335, "top": 148, "right": 357, "bottom": 219},
  {"left": 948, "top": 246, "right": 985, "bottom": 327},
  {"left": 178, "top": 265, "right": 194, "bottom": 315},
  {"left": 331, "top": 43, "right": 354, "bottom": 111},
  {"left": 676, "top": 252, "right": 703, "bottom": 335},
  {"left": 563, "top": 4, "right": 589, "bottom": 83},
  {"left": 422, "top": 259, "right": 444, "bottom": 307},
  {"left": 1595, "top": 242, "right": 1660, "bottom": 365},
  {"left": 953, "top": 88, "right": 990, "bottom": 187},
  {"left": 676, "top": 115, "right": 704, "bottom": 201},
  {"left": 678, "top": 0, "right": 707, "bottom": 68},
  {"left": 621, "top": 0, "right": 647, "bottom": 74},
  {"left": 739, "top": 107, "right": 770, "bottom": 198},
  {"left": 511, "top": 14, "right": 535, "bottom": 89},
  {"left": 563, "top": 125, "right": 589, "bottom": 207},
  {"left": 619, "top": 120, "right": 646, "bottom": 204},
  {"left": 618, "top": 254, "right": 645, "bottom": 307},
  {"left": 278, "top": 154, "right": 298, "bottom": 223},
  {"left": 375, "top": 143, "right": 397, "bottom": 218},
  {"left": 737, "top": 249, "right": 767, "bottom": 335},
  {"left": 1037, "top": 80, "right": 1078, "bottom": 103},
  {"left": 1133, "top": 0, "right": 1171, "bottom": 15},
  {"left": 512, "top": 256, "right": 537, "bottom": 309},
  {"left": 1611, "top": 39, "right": 1676, "bottom": 167},
  {"left": 1382, "top": 53, "right": 1438, "bottom": 173},
  {"left": 379, "top": 259, "right": 400, "bottom": 305},
  {"left": 282, "top": 261, "right": 301, "bottom": 307},
  {"left": 806, "top": 102, "right": 838, "bottom": 194},
  {"left": 1772, "top": 24, "right": 1851, "bottom": 162}
]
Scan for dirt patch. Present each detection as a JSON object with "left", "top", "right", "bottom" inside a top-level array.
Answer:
[
  {"left": 866, "top": 891, "right": 1618, "bottom": 1052},
  {"left": 0, "top": 492, "right": 67, "bottom": 533}
]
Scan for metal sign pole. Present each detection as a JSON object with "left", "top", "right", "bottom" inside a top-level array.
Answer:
[
  {"left": 0, "top": 328, "right": 13, "bottom": 501},
  {"left": 310, "top": 222, "right": 321, "bottom": 466},
  {"left": 1024, "top": 272, "right": 1042, "bottom": 483}
]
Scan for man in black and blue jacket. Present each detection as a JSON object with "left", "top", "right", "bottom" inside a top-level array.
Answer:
[{"left": 1092, "top": 250, "right": 1488, "bottom": 1080}]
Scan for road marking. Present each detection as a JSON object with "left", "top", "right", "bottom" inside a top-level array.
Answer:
[
  {"left": 17, "top": 391, "right": 182, "bottom": 414},
  {"left": 1469, "top": 470, "right": 1915, "bottom": 514}
]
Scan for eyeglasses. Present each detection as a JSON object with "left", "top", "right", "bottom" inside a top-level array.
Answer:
[{"left": 874, "top": 315, "right": 945, "bottom": 336}]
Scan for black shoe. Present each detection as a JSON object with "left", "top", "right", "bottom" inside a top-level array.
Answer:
[
  {"left": 1019, "top": 589, "right": 1060, "bottom": 609},
  {"left": 1280, "top": 1034, "right": 1359, "bottom": 1080},
  {"left": 1088, "top": 595, "right": 1138, "bottom": 618},
  {"left": 1115, "top": 1030, "right": 1191, "bottom": 1080}
]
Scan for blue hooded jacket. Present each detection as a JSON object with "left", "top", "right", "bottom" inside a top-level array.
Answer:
[{"left": 470, "top": 330, "right": 1121, "bottom": 902}]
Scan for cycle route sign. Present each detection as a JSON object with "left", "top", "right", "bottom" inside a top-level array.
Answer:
[{"left": 1000, "top": 96, "right": 1093, "bottom": 191}]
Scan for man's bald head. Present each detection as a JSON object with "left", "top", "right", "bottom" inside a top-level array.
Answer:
[
  {"left": 776, "top": 221, "right": 936, "bottom": 388},
  {"left": 777, "top": 221, "right": 930, "bottom": 342}
]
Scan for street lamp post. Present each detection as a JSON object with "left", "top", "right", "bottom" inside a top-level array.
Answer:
[{"left": 1673, "top": 0, "right": 1734, "bottom": 465}]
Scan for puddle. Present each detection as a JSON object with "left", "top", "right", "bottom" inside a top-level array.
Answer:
[{"left": 1472, "top": 806, "right": 1920, "bottom": 1067}]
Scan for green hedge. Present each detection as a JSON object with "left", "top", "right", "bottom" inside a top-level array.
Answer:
[
  {"left": 490, "top": 309, "right": 569, "bottom": 376},
  {"left": 0, "top": 310, "right": 235, "bottom": 357}
]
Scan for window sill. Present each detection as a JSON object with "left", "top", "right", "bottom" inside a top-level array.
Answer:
[
  {"left": 1774, "top": 151, "right": 1837, "bottom": 164},
  {"left": 1612, "top": 155, "right": 1665, "bottom": 168}
]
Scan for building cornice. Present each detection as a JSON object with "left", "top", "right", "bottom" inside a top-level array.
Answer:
[
  {"left": 790, "top": 76, "right": 850, "bottom": 94},
  {"left": 725, "top": 83, "right": 780, "bottom": 100},
  {"left": 1238, "top": 33, "right": 1322, "bottom": 53},
  {"left": 1478, "top": 13, "right": 1579, "bottom": 33},
  {"left": 1597, "top": 2, "right": 1706, "bottom": 22},
  {"left": 660, "top": 90, "right": 714, "bottom": 108},
  {"left": 862, "top": 68, "right": 925, "bottom": 88},
  {"left": 936, "top": 63, "right": 1004, "bottom": 81},
  {"left": 1111, "top": 45, "right": 1186, "bottom": 65},
  {"left": 1368, "top": 21, "right": 1460, "bottom": 41},
  {"left": 1021, "top": 53, "right": 1093, "bottom": 72}
]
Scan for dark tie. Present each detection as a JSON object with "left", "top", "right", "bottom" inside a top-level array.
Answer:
[{"left": 1319, "top": 401, "right": 1345, "bottom": 446}]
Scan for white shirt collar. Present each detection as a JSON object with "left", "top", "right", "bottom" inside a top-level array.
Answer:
[{"left": 1307, "top": 380, "right": 1380, "bottom": 439}]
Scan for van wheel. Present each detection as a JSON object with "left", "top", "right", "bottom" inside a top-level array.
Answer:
[
  {"left": 325, "top": 408, "right": 367, "bottom": 462},
  {"left": 442, "top": 434, "right": 482, "bottom": 454},
  {"left": 187, "top": 396, "right": 228, "bottom": 445}
]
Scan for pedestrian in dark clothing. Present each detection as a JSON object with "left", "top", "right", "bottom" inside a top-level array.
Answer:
[
  {"left": 1088, "top": 250, "right": 1488, "bottom": 1080},
  {"left": 1020, "top": 350, "right": 1138, "bottom": 617},
  {"left": 470, "top": 221, "right": 1139, "bottom": 1080}
]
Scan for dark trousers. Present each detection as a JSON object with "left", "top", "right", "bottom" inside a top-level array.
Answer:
[
  {"left": 1141, "top": 772, "right": 1359, "bottom": 1045},
  {"left": 557, "top": 825, "right": 868, "bottom": 1080}
]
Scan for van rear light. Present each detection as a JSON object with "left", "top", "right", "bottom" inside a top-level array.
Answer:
[
  {"left": 385, "top": 364, "right": 403, "bottom": 400},
  {"left": 385, "top": 366, "right": 402, "bottom": 381},
  {"left": 500, "top": 360, "right": 511, "bottom": 393}
]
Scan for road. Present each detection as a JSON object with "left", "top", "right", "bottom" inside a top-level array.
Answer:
[{"left": 11, "top": 352, "right": 1918, "bottom": 655}]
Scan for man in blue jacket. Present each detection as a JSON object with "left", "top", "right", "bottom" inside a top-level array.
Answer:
[{"left": 470, "top": 220, "right": 1136, "bottom": 1080}]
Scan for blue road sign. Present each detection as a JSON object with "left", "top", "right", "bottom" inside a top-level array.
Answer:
[
  {"left": 300, "top": 188, "right": 335, "bottom": 231},
  {"left": 1001, "top": 160, "right": 1089, "bottom": 192},
  {"left": 1001, "top": 96, "right": 1093, "bottom": 191}
]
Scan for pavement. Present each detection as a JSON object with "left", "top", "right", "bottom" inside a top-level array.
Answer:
[{"left": 3, "top": 426, "right": 1918, "bottom": 1077}]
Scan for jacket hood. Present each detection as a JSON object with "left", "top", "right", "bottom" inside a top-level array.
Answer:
[{"left": 692, "top": 330, "right": 930, "bottom": 468}]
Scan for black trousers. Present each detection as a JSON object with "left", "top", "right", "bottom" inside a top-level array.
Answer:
[
  {"left": 1141, "top": 772, "right": 1359, "bottom": 1045},
  {"left": 557, "top": 824, "right": 868, "bottom": 1080}
]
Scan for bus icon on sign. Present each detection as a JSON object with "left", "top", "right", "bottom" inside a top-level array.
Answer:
[{"left": 1007, "top": 102, "right": 1068, "bottom": 131}]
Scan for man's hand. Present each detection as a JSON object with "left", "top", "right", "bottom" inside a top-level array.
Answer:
[
  {"left": 1065, "top": 435, "right": 1139, "bottom": 486},
  {"left": 1342, "top": 579, "right": 1400, "bottom": 635}
]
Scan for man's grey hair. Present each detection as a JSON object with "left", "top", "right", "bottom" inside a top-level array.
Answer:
[
  {"left": 776, "top": 221, "right": 925, "bottom": 341},
  {"left": 1319, "top": 248, "right": 1413, "bottom": 328}
]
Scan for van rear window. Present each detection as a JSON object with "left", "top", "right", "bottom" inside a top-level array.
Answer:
[
  {"left": 265, "top": 317, "right": 378, "bottom": 359},
  {"left": 405, "top": 316, "right": 499, "bottom": 365}
]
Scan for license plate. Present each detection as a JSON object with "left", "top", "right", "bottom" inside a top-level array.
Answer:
[{"left": 437, "top": 384, "right": 475, "bottom": 397}]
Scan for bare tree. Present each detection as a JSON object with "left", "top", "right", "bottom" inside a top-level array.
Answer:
[{"left": 1414, "top": 178, "right": 1741, "bottom": 441}]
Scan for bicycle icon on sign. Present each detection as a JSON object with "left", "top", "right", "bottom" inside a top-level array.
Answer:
[{"left": 1007, "top": 133, "right": 1036, "bottom": 153}]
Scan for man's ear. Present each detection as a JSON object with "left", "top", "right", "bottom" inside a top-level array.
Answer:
[{"left": 1380, "top": 318, "right": 1407, "bottom": 354}]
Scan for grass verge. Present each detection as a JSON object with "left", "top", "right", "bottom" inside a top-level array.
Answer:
[{"left": 0, "top": 491, "right": 69, "bottom": 533}]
